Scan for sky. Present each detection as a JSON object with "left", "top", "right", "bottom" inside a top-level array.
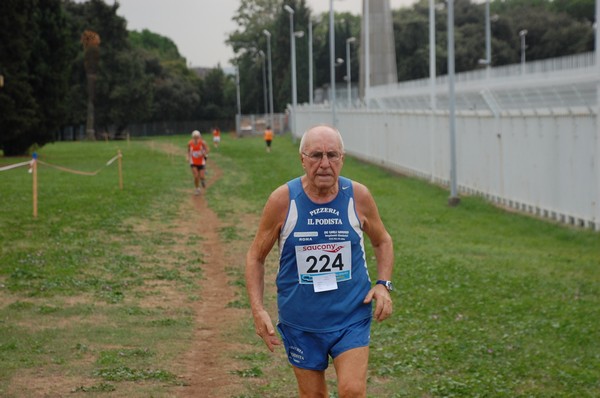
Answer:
[{"left": 114, "top": 0, "right": 419, "bottom": 68}]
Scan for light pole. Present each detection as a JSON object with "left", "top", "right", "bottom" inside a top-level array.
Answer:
[
  {"left": 447, "top": 0, "right": 459, "bottom": 206},
  {"left": 485, "top": 0, "right": 491, "bottom": 78},
  {"left": 364, "top": 0, "right": 370, "bottom": 107},
  {"left": 346, "top": 37, "right": 356, "bottom": 108},
  {"left": 259, "top": 50, "right": 268, "bottom": 116},
  {"left": 428, "top": 0, "right": 436, "bottom": 110},
  {"left": 329, "top": 0, "right": 336, "bottom": 126},
  {"left": 519, "top": 29, "right": 528, "bottom": 74},
  {"left": 235, "top": 66, "right": 241, "bottom": 134},
  {"left": 263, "top": 29, "right": 274, "bottom": 127},
  {"left": 284, "top": 5, "right": 298, "bottom": 136},
  {"left": 309, "top": 16, "right": 321, "bottom": 106},
  {"left": 595, "top": 0, "right": 600, "bottom": 230}
]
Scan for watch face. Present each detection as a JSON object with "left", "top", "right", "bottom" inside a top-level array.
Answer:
[{"left": 386, "top": 281, "right": 393, "bottom": 291}]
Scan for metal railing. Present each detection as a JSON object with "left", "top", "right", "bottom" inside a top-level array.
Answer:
[
  {"left": 370, "top": 52, "right": 596, "bottom": 95},
  {"left": 362, "top": 52, "right": 598, "bottom": 114}
]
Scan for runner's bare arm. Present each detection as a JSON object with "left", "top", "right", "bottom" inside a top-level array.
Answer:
[
  {"left": 353, "top": 182, "right": 394, "bottom": 322},
  {"left": 245, "top": 185, "right": 289, "bottom": 351}
]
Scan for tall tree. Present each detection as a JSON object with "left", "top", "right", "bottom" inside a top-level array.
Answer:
[
  {"left": 129, "top": 29, "right": 201, "bottom": 122},
  {"left": 201, "top": 66, "right": 236, "bottom": 119},
  {"left": 0, "top": 0, "right": 73, "bottom": 156},
  {"left": 81, "top": 30, "right": 100, "bottom": 140},
  {"left": 64, "top": 0, "right": 152, "bottom": 135}
]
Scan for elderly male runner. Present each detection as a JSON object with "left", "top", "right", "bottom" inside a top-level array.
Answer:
[{"left": 246, "top": 125, "right": 394, "bottom": 397}]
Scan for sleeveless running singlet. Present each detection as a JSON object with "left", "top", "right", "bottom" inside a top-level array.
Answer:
[
  {"left": 277, "top": 176, "right": 372, "bottom": 332},
  {"left": 188, "top": 140, "right": 207, "bottom": 166}
]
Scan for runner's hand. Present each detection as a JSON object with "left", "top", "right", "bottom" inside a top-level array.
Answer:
[
  {"left": 364, "top": 285, "right": 393, "bottom": 322},
  {"left": 252, "top": 309, "right": 281, "bottom": 352}
]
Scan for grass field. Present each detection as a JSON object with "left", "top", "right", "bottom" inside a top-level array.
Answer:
[
  {"left": 0, "top": 140, "right": 200, "bottom": 396},
  {"left": 1, "top": 134, "right": 600, "bottom": 397}
]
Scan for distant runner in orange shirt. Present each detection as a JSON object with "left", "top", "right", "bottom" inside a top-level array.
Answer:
[
  {"left": 212, "top": 127, "right": 221, "bottom": 149},
  {"left": 187, "top": 130, "right": 210, "bottom": 195},
  {"left": 264, "top": 126, "right": 273, "bottom": 153}
]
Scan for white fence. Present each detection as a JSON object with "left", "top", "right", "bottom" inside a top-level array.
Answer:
[
  {"left": 293, "top": 50, "right": 600, "bottom": 231},
  {"left": 295, "top": 107, "right": 599, "bottom": 230}
]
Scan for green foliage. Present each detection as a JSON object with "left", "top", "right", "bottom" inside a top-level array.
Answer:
[
  {"left": 551, "top": 0, "right": 595, "bottom": 22},
  {"left": 229, "top": 0, "right": 358, "bottom": 113},
  {"left": 72, "top": 383, "right": 116, "bottom": 392},
  {"left": 63, "top": 0, "right": 152, "bottom": 133},
  {"left": 231, "top": 366, "right": 264, "bottom": 378},
  {"left": 129, "top": 29, "right": 203, "bottom": 121},
  {"left": 94, "top": 366, "right": 176, "bottom": 382},
  {"left": 229, "top": 0, "right": 595, "bottom": 102},
  {"left": 97, "top": 348, "right": 154, "bottom": 366},
  {"left": 201, "top": 67, "right": 236, "bottom": 119},
  {"left": 392, "top": 0, "right": 594, "bottom": 81},
  {"left": 129, "top": 29, "right": 183, "bottom": 62},
  {"left": 0, "top": 0, "right": 73, "bottom": 156},
  {"left": 0, "top": 1, "right": 236, "bottom": 155}
]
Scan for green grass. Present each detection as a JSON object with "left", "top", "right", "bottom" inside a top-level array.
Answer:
[
  {"left": 203, "top": 134, "right": 600, "bottom": 397},
  {"left": 0, "top": 139, "right": 200, "bottom": 396},
  {"left": 1, "top": 134, "right": 599, "bottom": 397}
]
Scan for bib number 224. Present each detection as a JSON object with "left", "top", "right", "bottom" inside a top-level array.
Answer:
[
  {"left": 306, "top": 253, "right": 344, "bottom": 273},
  {"left": 295, "top": 241, "right": 352, "bottom": 284}
]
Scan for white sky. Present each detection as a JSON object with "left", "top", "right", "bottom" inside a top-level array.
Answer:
[{"left": 115, "top": 0, "right": 419, "bottom": 68}]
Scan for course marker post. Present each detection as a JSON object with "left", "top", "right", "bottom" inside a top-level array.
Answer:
[
  {"left": 118, "top": 150, "right": 123, "bottom": 190},
  {"left": 32, "top": 153, "right": 38, "bottom": 218}
]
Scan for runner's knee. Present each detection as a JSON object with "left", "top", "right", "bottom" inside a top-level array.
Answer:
[
  {"left": 337, "top": 378, "right": 366, "bottom": 398},
  {"left": 298, "top": 384, "right": 327, "bottom": 398}
]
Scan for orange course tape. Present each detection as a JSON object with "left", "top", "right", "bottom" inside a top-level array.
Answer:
[{"left": 37, "top": 160, "right": 104, "bottom": 176}]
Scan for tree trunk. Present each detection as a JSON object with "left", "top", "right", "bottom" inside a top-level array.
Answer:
[{"left": 85, "top": 72, "right": 96, "bottom": 140}]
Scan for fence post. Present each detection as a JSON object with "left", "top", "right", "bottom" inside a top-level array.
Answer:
[
  {"left": 32, "top": 153, "right": 38, "bottom": 218},
  {"left": 118, "top": 150, "right": 123, "bottom": 190}
]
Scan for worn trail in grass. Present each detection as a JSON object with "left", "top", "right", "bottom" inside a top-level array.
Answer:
[{"left": 167, "top": 148, "right": 250, "bottom": 397}]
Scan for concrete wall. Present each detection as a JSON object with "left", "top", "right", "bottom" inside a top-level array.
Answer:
[{"left": 294, "top": 107, "right": 599, "bottom": 230}]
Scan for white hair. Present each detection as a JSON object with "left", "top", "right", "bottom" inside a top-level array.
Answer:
[{"left": 298, "top": 125, "right": 345, "bottom": 154}]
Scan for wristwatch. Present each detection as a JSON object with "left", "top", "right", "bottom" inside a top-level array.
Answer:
[{"left": 376, "top": 280, "right": 394, "bottom": 292}]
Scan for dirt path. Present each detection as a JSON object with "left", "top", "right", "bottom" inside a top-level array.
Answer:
[
  {"left": 179, "top": 176, "right": 247, "bottom": 397},
  {"left": 153, "top": 142, "right": 250, "bottom": 397}
]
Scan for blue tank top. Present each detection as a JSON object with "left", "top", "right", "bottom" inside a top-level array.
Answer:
[{"left": 277, "top": 176, "right": 372, "bottom": 332}]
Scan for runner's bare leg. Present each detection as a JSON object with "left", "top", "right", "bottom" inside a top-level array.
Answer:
[
  {"left": 292, "top": 366, "right": 328, "bottom": 398},
  {"left": 333, "top": 347, "right": 369, "bottom": 398}
]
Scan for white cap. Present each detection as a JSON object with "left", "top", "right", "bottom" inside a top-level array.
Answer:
[{"left": 192, "top": 130, "right": 201, "bottom": 137}]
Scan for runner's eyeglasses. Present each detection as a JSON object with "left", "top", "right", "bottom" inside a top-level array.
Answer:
[{"left": 302, "top": 151, "right": 342, "bottom": 162}]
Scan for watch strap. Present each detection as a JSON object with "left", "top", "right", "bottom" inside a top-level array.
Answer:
[{"left": 376, "top": 280, "right": 393, "bottom": 291}]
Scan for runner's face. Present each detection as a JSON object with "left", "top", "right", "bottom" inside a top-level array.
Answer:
[{"left": 301, "top": 129, "right": 344, "bottom": 190}]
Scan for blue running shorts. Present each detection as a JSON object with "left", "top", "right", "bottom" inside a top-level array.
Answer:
[{"left": 277, "top": 317, "right": 372, "bottom": 371}]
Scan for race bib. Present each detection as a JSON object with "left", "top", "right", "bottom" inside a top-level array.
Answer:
[
  {"left": 295, "top": 241, "right": 352, "bottom": 285},
  {"left": 192, "top": 150, "right": 203, "bottom": 158}
]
